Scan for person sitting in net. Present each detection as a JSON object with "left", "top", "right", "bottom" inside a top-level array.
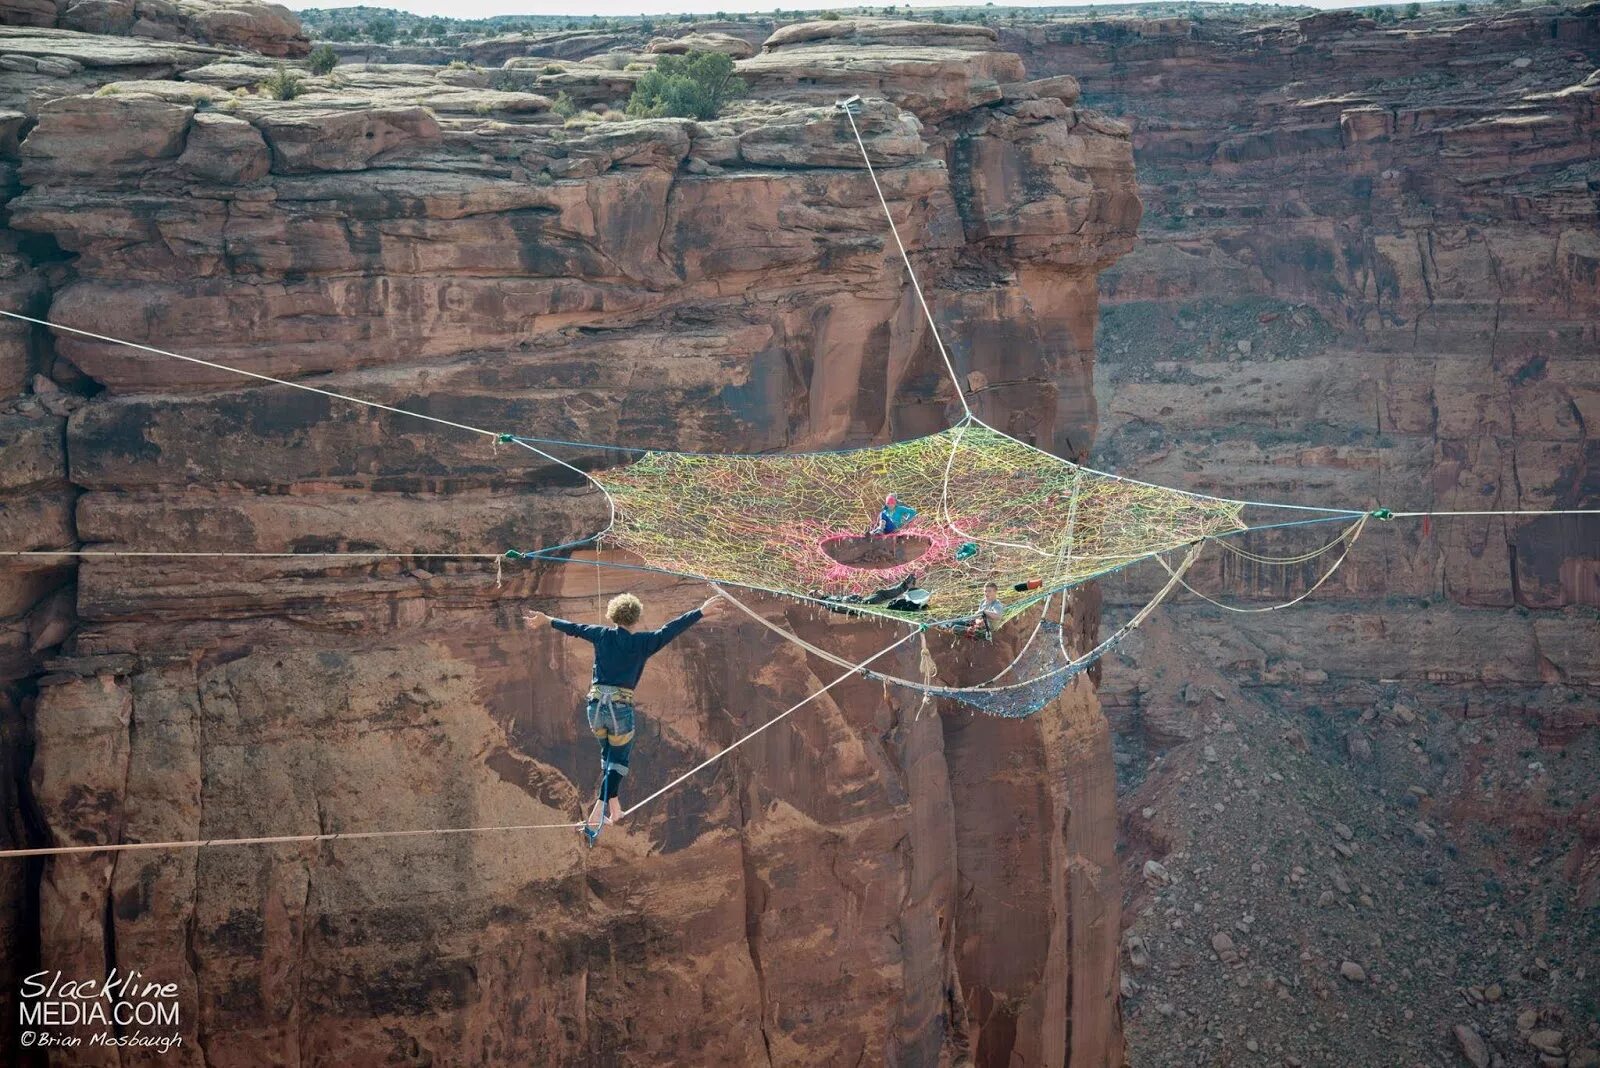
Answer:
[
  {"left": 816, "top": 572, "right": 931, "bottom": 616},
  {"left": 525, "top": 591, "right": 727, "bottom": 846},
  {"left": 964, "top": 582, "right": 1006, "bottom": 640},
  {"left": 870, "top": 493, "right": 917, "bottom": 535}
]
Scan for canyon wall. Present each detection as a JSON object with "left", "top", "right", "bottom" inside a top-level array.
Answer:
[
  {"left": 0, "top": 16, "right": 1139, "bottom": 1066},
  {"left": 1007, "top": 7, "right": 1600, "bottom": 1066}
]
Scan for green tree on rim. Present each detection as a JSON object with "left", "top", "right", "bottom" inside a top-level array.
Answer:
[{"left": 626, "top": 52, "right": 742, "bottom": 121}]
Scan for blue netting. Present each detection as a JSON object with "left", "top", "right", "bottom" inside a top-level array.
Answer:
[{"left": 865, "top": 620, "right": 1085, "bottom": 719}]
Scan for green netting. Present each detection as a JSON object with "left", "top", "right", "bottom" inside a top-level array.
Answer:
[{"left": 596, "top": 422, "right": 1245, "bottom": 627}]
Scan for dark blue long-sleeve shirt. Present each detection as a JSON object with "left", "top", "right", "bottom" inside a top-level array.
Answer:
[{"left": 550, "top": 608, "right": 704, "bottom": 688}]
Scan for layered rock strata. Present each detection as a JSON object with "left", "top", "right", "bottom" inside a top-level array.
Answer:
[
  {"left": 2, "top": 16, "right": 1139, "bottom": 1066},
  {"left": 1004, "top": 7, "right": 1599, "bottom": 1065}
]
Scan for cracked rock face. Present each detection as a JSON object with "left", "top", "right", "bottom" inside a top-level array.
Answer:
[{"left": 0, "top": 16, "right": 1141, "bottom": 1066}]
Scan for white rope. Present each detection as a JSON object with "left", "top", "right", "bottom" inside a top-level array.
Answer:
[
  {"left": 962, "top": 404, "right": 1362, "bottom": 517},
  {"left": 1207, "top": 517, "right": 1364, "bottom": 566},
  {"left": 509, "top": 437, "right": 618, "bottom": 550},
  {"left": 3, "top": 550, "right": 505, "bottom": 560},
  {"left": 1057, "top": 584, "right": 1073, "bottom": 658},
  {"left": 0, "top": 310, "right": 502, "bottom": 440},
  {"left": 615, "top": 618, "right": 924, "bottom": 819},
  {"left": 976, "top": 594, "right": 1055, "bottom": 685},
  {"left": 9, "top": 309, "right": 1580, "bottom": 528},
  {"left": 0, "top": 611, "right": 925, "bottom": 858},
  {"left": 0, "top": 817, "right": 587, "bottom": 859},
  {"left": 1388, "top": 509, "right": 1600, "bottom": 517},
  {"left": 970, "top": 488, "right": 1085, "bottom": 686},
  {"left": 1158, "top": 516, "right": 1368, "bottom": 614},
  {"left": 713, "top": 542, "right": 1203, "bottom": 699},
  {"left": 810, "top": 129, "right": 1359, "bottom": 520},
  {"left": 913, "top": 630, "right": 937, "bottom": 720},
  {"left": 937, "top": 417, "right": 1057, "bottom": 559},
  {"left": 840, "top": 106, "right": 971, "bottom": 419}
]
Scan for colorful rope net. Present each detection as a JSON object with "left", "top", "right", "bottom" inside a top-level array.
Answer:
[{"left": 596, "top": 420, "right": 1245, "bottom": 629}]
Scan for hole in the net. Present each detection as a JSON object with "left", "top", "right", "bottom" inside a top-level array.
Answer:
[{"left": 820, "top": 533, "right": 932, "bottom": 570}]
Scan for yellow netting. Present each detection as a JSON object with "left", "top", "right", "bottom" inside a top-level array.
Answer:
[{"left": 597, "top": 422, "right": 1245, "bottom": 626}]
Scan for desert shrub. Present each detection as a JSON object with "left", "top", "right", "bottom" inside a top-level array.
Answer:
[
  {"left": 552, "top": 90, "right": 577, "bottom": 118},
  {"left": 490, "top": 70, "right": 540, "bottom": 92},
  {"left": 258, "top": 65, "right": 306, "bottom": 101},
  {"left": 625, "top": 51, "right": 740, "bottom": 120},
  {"left": 543, "top": 63, "right": 564, "bottom": 74},
  {"left": 307, "top": 44, "right": 338, "bottom": 75}
]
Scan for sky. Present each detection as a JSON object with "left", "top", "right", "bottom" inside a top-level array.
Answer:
[{"left": 284, "top": 0, "right": 1378, "bottom": 19}]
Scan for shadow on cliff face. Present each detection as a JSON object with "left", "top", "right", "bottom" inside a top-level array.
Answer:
[
  {"left": 0, "top": 684, "right": 49, "bottom": 1068},
  {"left": 0, "top": 291, "right": 81, "bottom": 1061}
]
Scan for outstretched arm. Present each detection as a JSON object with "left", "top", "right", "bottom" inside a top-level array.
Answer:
[
  {"left": 641, "top": 597, "right": 726, "bottom": 654},
  {"left": 524, "top": 611, "right": 605, "bottom": 643}
]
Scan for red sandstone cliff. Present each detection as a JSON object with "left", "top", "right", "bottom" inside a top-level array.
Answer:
[
  {"left": 1003, "top": 7, "right": 1600, "bottom": 1065},
  {"left": 0, "top": 15, "right": 1139, "bottom": 1066}
]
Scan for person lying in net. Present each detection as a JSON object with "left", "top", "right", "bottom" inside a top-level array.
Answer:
[
  {"left": 525, "top": 591, "right": 727, "bottom": 846},
  {"left": 814, "top": 572, "right": 930, "bottom": 616}
]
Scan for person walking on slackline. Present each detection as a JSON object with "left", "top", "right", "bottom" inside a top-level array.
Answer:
[{"left": 525, "top": 591, "right": 728, "bottom": 845}]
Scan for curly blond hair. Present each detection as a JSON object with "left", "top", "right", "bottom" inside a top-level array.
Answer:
[{"left": 606, "top": 593, "right": 643, "bottom": 627}]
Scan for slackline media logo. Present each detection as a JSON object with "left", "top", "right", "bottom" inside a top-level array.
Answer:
[{"left": 18, "top": 969, "right": 183, "bottom": 1054}]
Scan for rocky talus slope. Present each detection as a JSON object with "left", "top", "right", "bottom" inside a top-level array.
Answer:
[
  {"left": 0, "top": 13, "right": 1141, "bottom": 1066},
  {"left": 1006, "top": 7, "right": 1600, "bottom": 1067}
]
